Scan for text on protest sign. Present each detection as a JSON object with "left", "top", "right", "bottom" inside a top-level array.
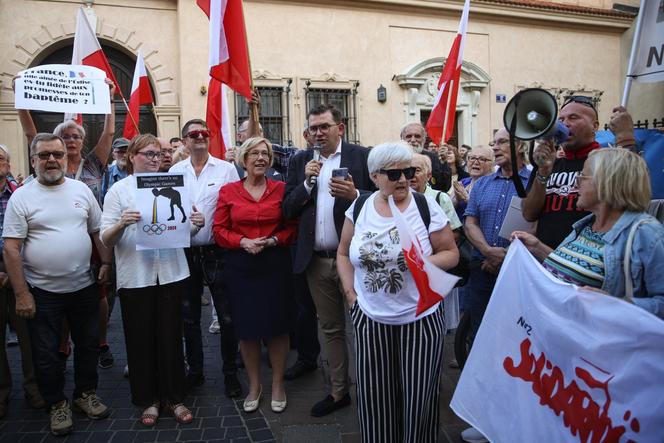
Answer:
[
  {"left": 14, "top": 64, "right": 111, "bottom": 114},
  {"left": 451, "top": 240, "right": 664, "bottom": 443},
  {"left": 632, "top": 0, "right": 664, "bottom": 83},
  {"left": 135, "top": 173, "right": 190, "bottom": 251}
]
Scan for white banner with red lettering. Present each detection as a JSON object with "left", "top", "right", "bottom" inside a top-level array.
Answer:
[{"left": 451, "top": 240, "right": 664, "bottom": 443}]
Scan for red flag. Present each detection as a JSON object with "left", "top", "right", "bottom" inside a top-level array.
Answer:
[
  {"left": 206, "top": 78, "right": 232, "bottom": 159},
  {"left": 67, "top": 7, "right": 123, "bottom": 124},
  {"left": 123, "top": 51, "right": 153, "bottom": 140},
  {"left": 197, "top": 0, "right": 253, "bottom": 100},
  {"left": 388, "top": 195, "right": 459, "bottom": 315},
  {"left": 426, "top": 0, "right": 470, "bottom": 145}
]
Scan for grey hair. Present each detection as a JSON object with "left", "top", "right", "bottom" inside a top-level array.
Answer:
[
  {"left": 0, "top": 144, "right": 10, "bottom": 161},
  {"left": 53, "top": 119, "right": 86, "bottom": 140},
  {"left": 399, "top": 121, "right": 426, "bottom": 139},
  {"left": 30, "top": 133, "right": 65, "bottom": 156},
  {"left": 367, "top": 141, "right": 413, "bottom": 174}
]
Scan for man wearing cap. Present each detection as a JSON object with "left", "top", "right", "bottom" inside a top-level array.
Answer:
[{"left": 100, "top": 138, "right": 129, "bottom": 205}]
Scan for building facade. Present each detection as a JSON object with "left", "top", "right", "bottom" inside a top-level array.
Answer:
[{"left": 0, "top": 0, "right": 659, "bottom": 176}]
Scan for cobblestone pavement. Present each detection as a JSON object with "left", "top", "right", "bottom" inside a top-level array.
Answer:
[{"left": 1, "top": 293, "right": 467, "bottom": 442}]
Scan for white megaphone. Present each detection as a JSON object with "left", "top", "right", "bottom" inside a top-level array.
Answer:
[{"left": 503, "top": 88, "right": 569, "bottom": 145}]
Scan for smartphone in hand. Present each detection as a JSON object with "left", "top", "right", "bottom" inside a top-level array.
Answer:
[{"left": 331, "top": 167, "right": 349, "bottom": 180}]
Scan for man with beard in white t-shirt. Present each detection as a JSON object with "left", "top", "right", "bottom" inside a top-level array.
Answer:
[{"left": 3, "top": 133, "right": 112, "bottom": 437}]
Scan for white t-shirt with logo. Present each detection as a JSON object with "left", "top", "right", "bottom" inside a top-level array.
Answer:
[
  {"left": 3, "top": 178, "right": 101, "bottom": 293},
  {"left": 345, "top": 192, "right": 449, "bottom": 325}
]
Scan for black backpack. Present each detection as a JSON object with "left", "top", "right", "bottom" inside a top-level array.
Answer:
[{"left": 352, "top": 191, "right": 470, "bottom": 286}]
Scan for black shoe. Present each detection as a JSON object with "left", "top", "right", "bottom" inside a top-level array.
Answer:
[
  {"left": 98, "top": 346, "right": 114, "bottom": 369},
  {"left": 284, "top": 360, "right": 318, "bottom": 381},
  {"left": 186, "top": 373, "right": 205, "bottom": 389},
  {"left": 224, "top": 374, "right": 242, "bottom": 398},
  {"left": 25, "top": 391, "right": 46, "bottom": 410},
  {"left": 310, "top": 393, "right": 351, "bottom": 417}
]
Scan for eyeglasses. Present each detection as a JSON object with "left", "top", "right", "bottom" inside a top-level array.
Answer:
[
  {"left": 562, "top": 96, "right": 598, "bottom": 115},
  {"left": 136, "top": 151, "right": 162, "bottom": 160},
  {"left": 61, "top": 134, "right": 82, "bottom": 141},
  {"left": 248, "top": 150, "right": 270, "bottom": 159},
  {"left": 307, "top": 123, "right": 339, "bottom": 135},
  {"left": 186, "top": 130, "right": 210, "bottom": 139},
  {"left": 33, "top": 151, "right": 66, "bottom": 160},
  {"left": 379, "top": 167, "right": 416, "bottom": 181},
  {"left": 468, "top": 156, "right": 491, "bottom": 163},
  {"left": 160, "top": 149, "right": 175, "bottom": 155},
  {"left": 574, "top": 171, "right": 591, "bottom": 186}
]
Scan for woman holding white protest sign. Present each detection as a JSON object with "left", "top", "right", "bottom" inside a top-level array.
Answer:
[
  {"left": 337, "top": 141, "right": 458, "bottom": 443},
  {"left": 513, "top": 148, "right": 664, "bottom": 319},
  {"left": 100, "top": 134, "right": 204, "bottom": 427}
]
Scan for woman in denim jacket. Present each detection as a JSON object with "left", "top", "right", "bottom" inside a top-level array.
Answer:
[{"left": 513, "top": 148, "right": 664, "bottom": 319}]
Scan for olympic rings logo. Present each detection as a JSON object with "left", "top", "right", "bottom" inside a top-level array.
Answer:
[{"left": 142, "top": 223, "right": 167, "bottom": 235}]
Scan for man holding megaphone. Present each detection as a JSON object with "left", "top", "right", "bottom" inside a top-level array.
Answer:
[{"left": 521, "top": 97, "right": 636, "bottom": 248}]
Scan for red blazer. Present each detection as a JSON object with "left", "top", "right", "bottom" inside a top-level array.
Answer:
[{"left": 213, "top": 178, "right": 297, "bottom": 249}]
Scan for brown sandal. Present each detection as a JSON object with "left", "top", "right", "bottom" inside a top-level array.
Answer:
[
  {"left": 169, "top": 403, "right": 193, "bottom": 424},
  {"left": 141, "top": 403, "right": 160, "bottom": 427}
]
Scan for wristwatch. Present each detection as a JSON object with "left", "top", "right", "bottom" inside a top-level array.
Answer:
[{"left": 535, "top": 173, "right": 549, "bottom": 185}]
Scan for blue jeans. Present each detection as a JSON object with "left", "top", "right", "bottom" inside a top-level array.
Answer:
[
  {"left": 467, "top": 259, "right": 497, "bottom": 339},
  {"left": 28, "top": 283, "right": 100, "bottom": 407},
  {"left": 184, "top": 247, "right": 238, "bottom": 376}
]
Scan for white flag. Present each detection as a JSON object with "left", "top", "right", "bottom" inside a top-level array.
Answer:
[
  {"left": 630, "top": 0, "right": 664, "bottom": 83},
  {"left": 388, "top": 195, "right": 459, "bottom": 315},
  {"left": 451, "top": 240, "right": 664, "bottom": 442}
]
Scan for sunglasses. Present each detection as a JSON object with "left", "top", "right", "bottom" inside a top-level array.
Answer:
[
  {"left": 379, "top": 167, "right": 416, "bottom": 181},
  {"left": 186, "top": 130, "right": 211, "bottom": 139},
  {"left": 562, "top": 96, "right": 598, "bottom": 115},
  {"left": 34, "top": 151, "right": 66, "bottom": 160}
]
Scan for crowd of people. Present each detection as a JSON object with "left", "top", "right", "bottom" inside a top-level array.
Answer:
[{"left": 1, "top": 79, "right": 663, "bottom": 443}]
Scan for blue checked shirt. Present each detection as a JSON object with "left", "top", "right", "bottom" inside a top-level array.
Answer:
[{"left": 464, "top": 167, "right": 530, "bottom": 259}]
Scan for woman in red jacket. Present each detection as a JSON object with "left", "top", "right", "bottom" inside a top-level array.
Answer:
[{"left": 213, "top": 137, "right": 297, "bottom": 414}]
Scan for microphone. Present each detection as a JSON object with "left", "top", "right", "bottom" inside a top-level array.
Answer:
[{"left": 309, "top": 143, "right": 322, "bottom": 187}]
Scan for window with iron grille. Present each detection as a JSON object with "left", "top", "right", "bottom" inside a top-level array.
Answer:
[
  {"left": 305, "top": 85, "right": 359, "bottom": 144},
  {"left": 235, "top": 86, "right": 285, "bottom": 145}
]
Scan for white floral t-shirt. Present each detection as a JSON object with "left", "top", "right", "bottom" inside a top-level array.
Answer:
[{"left": 346, "top": 192, "right": 449, "bottom": 325}]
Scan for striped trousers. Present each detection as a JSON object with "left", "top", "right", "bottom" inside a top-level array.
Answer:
[{"left": 351, "top": 304, "right": 445, "bottom": 443}]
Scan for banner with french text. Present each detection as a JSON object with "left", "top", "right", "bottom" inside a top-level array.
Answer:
[
  {"left": 14, "top": 64, "right": 111, "bottom": 114},
  {"left": 135, "top": 173, "right": 191, "bottom": 251},
  {"left": 451, "top": 240, "right": 664, "bottom": 442}
]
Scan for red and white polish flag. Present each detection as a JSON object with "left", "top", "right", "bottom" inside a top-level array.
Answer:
[
  {"left": 66, "top": 7, "right": 121, "bottom": 123},
  {"left": 122, "top": 51, "right": 153, "bottom": 140},
  {"left": 426, "top": 0, "right": 470, "bottom": 145},
  {"left": 388, "top": 195, "right": 459, "bottom": 315},
  {"left": 206, "top": 77, "right": 232, "bottom": 159},
  {"left": 197, "top": 0, "right": 253, "bottom": 100}
]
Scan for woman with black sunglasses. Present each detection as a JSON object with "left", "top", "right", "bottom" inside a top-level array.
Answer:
[{"left": 337, "top": 141, "right": 459, "bottom": 443}]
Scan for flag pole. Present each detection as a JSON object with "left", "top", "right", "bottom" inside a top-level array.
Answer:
[
  {"left": 121, "top": 95, "right": 141, "bottom": 135},
  {"left": 621, "top": 0, "right": 646, "bottom": 107},
  {"left": 442, "top": 78, "right": 454, "bottom": 144},
  {"left": 239, "top": 0, "right": 258, "bottom": 126}
]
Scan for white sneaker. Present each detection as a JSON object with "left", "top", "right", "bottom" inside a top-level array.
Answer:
[
  {"left": 461, "top": 426, "right": 489, "bottom": 443},
  {"left": 208, "top": 320, "right": 220, "bottom": 334}
]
